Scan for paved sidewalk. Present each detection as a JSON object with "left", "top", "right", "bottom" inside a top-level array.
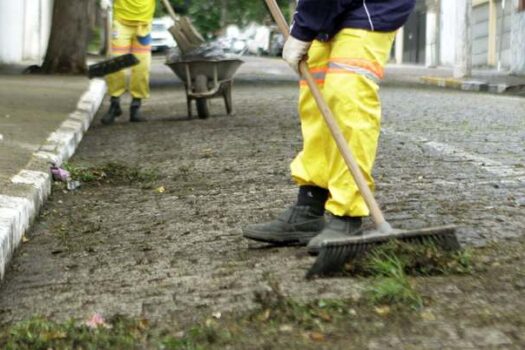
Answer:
[
  {"left": 153, "top": 56, "right": 525, "bottom": 96},
  {"left": 0, "top": 71, "right": 105, "bottom": 278},
  {"left": 195, "top": 57, "right": 525, "bottom": 95},
  {"left": 385, "top": 64, "right": 525, "bottom": 95}
]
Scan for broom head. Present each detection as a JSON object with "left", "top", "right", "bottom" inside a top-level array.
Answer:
[
  {"left": 88, "top": 54, "right": 140, "bottom": 79},
  {"left": 306, "top": 225, "right": 459, "bottom": 278}
]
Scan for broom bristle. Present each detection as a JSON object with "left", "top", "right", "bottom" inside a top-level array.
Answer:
[{"left": 306, "top": 225, "right": 459, "bottom": 278}]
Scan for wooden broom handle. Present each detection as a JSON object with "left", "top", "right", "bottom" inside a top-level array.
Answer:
[{"left": 264, "top": 0, "right": 391, "bottom": 232}]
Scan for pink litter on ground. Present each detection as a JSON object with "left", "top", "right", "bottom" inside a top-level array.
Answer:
[
  {"left": 85, "top": 313, "right": 108, "bottom": 329},
  {"left": 50, "top": 166, "right": 70, "bottom": 182}
]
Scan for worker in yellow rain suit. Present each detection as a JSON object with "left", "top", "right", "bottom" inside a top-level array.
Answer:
[
  {"left": 102, "top": 0, "right": 156, "bottom": 125},
  {"left": 243, "top": 0, "right": 416, "bottom": 254}
]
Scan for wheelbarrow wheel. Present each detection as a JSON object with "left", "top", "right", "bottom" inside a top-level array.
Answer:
[{"left": 194, "top": 75, "right": 210, "bottom": 119}]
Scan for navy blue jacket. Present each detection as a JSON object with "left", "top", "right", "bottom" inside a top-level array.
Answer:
[{"left": 290, "top": 0, "right": 416, "bottom": 42}]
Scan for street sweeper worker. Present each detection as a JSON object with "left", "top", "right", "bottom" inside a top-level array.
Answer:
[
  {"left": 102, "top": 0, "right": 156, "bottom": 125},
  {"left": 243, "top": 0, "right": 416, "bottom": 254}
]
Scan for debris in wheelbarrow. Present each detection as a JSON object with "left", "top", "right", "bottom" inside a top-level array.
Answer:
[{"left": 166, "top": 42, "right": 230, "bottom": 62}]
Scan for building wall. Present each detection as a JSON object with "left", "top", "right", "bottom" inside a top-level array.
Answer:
[
  {"left": 438, "top": 0, "right": 523, "bottom": 73},
  {"left": 439, "top": 0, "right": 457, "bottom": 66},
  {"left": 472, "top": 2, "right": 490, "bottom": 66},
  {"left": 0, "top": 1, "right": 25, "bottom": 63},
  {"left": 510, "top": 0, "right": 525, "bottom": 73},
  {"left": 496, "top": 0, "right": 512, "bottom": 69},
  {"left": 0, "top": 0, "right": 53, "bottom": 65}
]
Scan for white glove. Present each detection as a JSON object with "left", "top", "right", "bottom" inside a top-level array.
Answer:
[{"left": 282, "top": 36, "right": 312, "bottom": 74}]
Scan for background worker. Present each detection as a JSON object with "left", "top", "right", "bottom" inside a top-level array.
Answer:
[
  {"left": 102, "top": 0, "right": 156, "bottom": 125},
  {"left": 243, "top": 0, "right": 416, "bottom": 254}
]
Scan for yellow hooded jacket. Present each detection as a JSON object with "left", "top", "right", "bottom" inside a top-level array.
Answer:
[{"left": 114, "top": 0, "right": 156, "bottom": 24}]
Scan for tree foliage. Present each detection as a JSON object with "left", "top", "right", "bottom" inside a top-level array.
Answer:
[{"left": 158, "top": 0, "right": 294, "bottom": 37}]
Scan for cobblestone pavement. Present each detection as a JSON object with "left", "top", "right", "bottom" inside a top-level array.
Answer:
[{"left": 0, "top": 64, "right": 524, "bottom": 348}]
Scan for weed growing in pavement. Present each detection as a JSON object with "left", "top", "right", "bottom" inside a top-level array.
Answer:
[
  {"left": 0, "top": 315, "right": 149, "bottom": 350},
  {"left": 161, "top": 322, "right": 233, "bottom": 349},
  {"left": 364, "top": 251, "right": 423, "bottom": 309},
  {"left": 56, "top": 223, "right": 70, "bottom": 248},
  {"left": 343, "top": 240, "right": 473, "bottom": 309},
  {"left": 63, "top": 162, "right": 102, "bottom": 182},
  {"left": 250, "top": 274, "right": 353, "bottom": 331},
  {"left": 63, "top": 162, "right": 160, "bottom": 187},
  {"left": 345, "top": 240, "right": 473, "bottom": 277}
]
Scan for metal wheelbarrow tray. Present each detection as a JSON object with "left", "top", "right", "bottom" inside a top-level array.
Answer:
[{"left": 166, "top": 58, "right": 244, "bottom": 119}]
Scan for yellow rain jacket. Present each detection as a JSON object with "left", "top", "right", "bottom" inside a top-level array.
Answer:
[{"left": 114, "top": 0, "right": 156, "bottom": 24}]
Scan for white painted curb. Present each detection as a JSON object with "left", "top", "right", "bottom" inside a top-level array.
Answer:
[{"left": 0, "top": 79, "right": 107, "bottom": 280}]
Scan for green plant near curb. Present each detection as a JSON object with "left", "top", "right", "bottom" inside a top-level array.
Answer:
[
  {"left": 365, "top": 251, "right": 423, "bottom": 309},
  {"left": 0, "top": 295, "right": 351, "bottom": 349},
  {"left": 347, "top": 240, "right": 473, "bottom": 278},
  {"left": 0, "top": 316, "right": 148, "bottom": 350},
  {"left": 63, "top": 162, "right": 160, "bottom": 186},
  {"left": 63, "top": 163, "right": 101, "bottom": 182},
  {"left": 161, "top": 323, "right": 233, "bottom": 350},
  {"left": 347, "top": 240, "right": 473, "bottom": 309}
]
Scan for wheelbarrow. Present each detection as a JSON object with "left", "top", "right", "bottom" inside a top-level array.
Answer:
[{"left": 166, "top": 59, "right": 244, "bottom": 119}]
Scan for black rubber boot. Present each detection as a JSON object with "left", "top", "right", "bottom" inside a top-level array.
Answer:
[
  {"left": 101, "top": 96, "right": 122, "bottom": 125},
  {"left": 130, "top": 98, "right": 146, "bottom": 122},
  {"left": 243, "top": 205, "right": 326, "bottom": 245},
  {"left": 307, "top": 215, "right": 363, "bottom": 255}
]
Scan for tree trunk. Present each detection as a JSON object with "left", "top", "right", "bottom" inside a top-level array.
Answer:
[{"left": 41, "top": 0, "right": 95, "bottom": 74}]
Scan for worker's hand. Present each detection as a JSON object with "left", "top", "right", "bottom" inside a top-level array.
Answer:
[{"left": 282, "top": 36, "right": 312, "bottom": 74}]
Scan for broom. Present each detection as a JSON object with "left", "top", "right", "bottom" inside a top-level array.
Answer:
[
  {"left": 87, "top": 53, "right": 140, "bottom": 79},
  {"left": 264, "top": 0, "right": 461, "bottom": 278}
]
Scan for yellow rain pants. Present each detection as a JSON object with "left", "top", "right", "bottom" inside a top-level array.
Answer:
[
  {"left": 291, "top": 28, "right": 396, "bottom": 217},
  {"left": 106, "top": 19, "right": 152, "bottom": 99}
]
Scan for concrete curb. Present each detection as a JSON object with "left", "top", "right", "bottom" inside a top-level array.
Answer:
[
  {"left": 420, "top": 76, "right": 521, "bottom": 94},
  {"left": 0, "top": 78, "right": 106, "bottom": 280}
]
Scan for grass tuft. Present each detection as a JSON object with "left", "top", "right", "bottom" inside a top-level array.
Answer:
[
  {"left": 346, "top": 240, "right": 473, "bottom": 277},
  {"left": 63, "top": 162, "right": 160, "bottom": 187},
  {"left": 365, "top": 250, "right": 423, "bottom": 309},
  {"left": 344, "top": 240, "right": 473, "bottom": 309},
  {"left": 0, "top": 315, "right": 148, "bottom": 350}
]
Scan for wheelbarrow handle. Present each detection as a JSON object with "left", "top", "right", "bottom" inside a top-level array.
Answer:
[{"left": 264, "top": 0, "right": 390, "bottom": 231}]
